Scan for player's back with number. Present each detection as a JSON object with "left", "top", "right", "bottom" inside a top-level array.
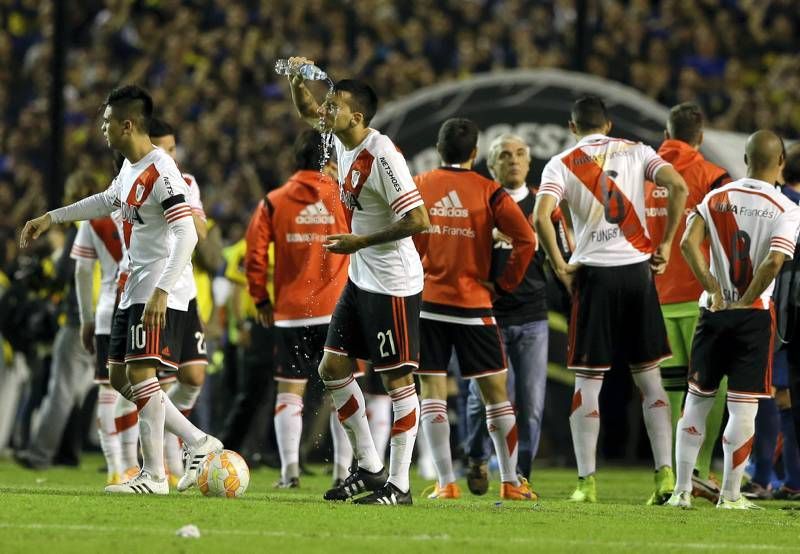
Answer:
[
  {"left": 695, "top": 179, "right": 800, "bottom": 308},
  {"left": 540, "top": 135, "right": 669, "bottom": 266}
]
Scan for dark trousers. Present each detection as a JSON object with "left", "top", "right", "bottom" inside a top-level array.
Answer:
[{"left": 219, "top": 322, "right": 275, "bottom": 457}]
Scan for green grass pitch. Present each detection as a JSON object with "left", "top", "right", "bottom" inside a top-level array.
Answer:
[{"left": 1, "top": 455, "right": 799, "bottom": 553}]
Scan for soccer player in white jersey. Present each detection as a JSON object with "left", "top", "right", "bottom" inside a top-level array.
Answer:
[
  {"left": 287, "top": 56, "right": 430, "bottom": 505},
  {"left": 71, "top": 211, "right": 124, "bottom": 484},
  {"left": 667, "top": 131, "right": 800, "bottom": 509},
  {"left": 20, "top": 85, "right": 223, "bottom": 495},
  {"left": 534, "top": 96, "right": 689, "bottom": 504},
  {"left": 149, "top": 117, "right": 210, "bottom": 487}
]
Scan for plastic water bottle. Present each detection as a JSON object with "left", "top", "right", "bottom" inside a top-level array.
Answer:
[{"left": 274, "top": 59, "right": 328, "bottom": 81}]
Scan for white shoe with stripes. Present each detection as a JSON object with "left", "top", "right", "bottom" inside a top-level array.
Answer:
[
  {"left": 177, "top": 435, "right": 224, "bottom": 492},
  {"left": 105, "top": 470, "right": 169, "bottom": 495}
]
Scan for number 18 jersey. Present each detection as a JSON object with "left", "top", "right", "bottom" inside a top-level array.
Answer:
[
  {"left": 690, "top": 178, "right": 800, "bottom": 309},
  {"left": 537, "top": 133, "right": 671, "bottom": 267}
]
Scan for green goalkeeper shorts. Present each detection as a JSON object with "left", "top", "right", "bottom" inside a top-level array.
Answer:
[{"left": 660, "top": 300, "right": 700, "bottom": 369}]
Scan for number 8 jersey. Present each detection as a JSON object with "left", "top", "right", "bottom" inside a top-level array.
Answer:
[
  {"left": 690, "top": 178, "right": 800, "bottom": 309},
  {"left": 538, "top": 133, "right": 671, "bottom": 266}
]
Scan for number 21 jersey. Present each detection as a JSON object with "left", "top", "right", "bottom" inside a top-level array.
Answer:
[
  {"left": 537, "top": 133, "right": 671, "bottom": 266},
  {"left": 690, "top": 178, "right": 800, "bottom": 309}
]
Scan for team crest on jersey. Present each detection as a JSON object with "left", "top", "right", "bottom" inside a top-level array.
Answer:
[
  {"left": 135, "top": 183, "right": 145, "bottom": 203},
  {"left": 351, "top": 170, "right": 361, "bottom": 188}
]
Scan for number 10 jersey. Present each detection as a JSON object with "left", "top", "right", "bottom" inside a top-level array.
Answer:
[
  {"left": 537, "top": 133, "right": 671, "bottom": 267},
  {"left": 690, "top": 178, "right": 800, "bottom": 309}
]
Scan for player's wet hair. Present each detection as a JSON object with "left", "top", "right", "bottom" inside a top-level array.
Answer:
[
  {"left": 571, "top": 95, "right": 609, "bottom": 134},
  {"left": 333, "top": 79, "right": 378, "bottom": 126},
  {"left": 104, "top": 85, "right": 154, "bottom": 133},
  {"left": 437, "top": 118, "right": 479, "bottom": 164},
  {"left": 294, "top": 129, "right": 325, "bottom": 170},
  {"left": 149, "top": 117, "right": 176, "bottom": 140},
  {"left": 667, "top": 102, "right": 704, "bottom": 146}
]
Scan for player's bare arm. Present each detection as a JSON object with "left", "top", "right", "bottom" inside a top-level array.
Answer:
[
  {"left": 680, "top": 214, "right": 724, "bottom": 311},
  {"left": 324, "top": 205, "right": 430, "bottom": 255},
  {"left": 287, "top": 56, "right": 322, "bottom": 128},
  {"left": 534, "top": 194, "right": 579, "bottom": 291},
  {"left": 652, "top": 165, "right": 689, "bottom": 274},
  {"left": 192, "top": 214, "right": 208, "bottom": 241},
  {"left": 728, "top": 250, "right": 786, "bottom": 309}
]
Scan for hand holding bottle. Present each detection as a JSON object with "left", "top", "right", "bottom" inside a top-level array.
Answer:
[{"left": 275, "top": 57, "right": 328, "bottom": 83}]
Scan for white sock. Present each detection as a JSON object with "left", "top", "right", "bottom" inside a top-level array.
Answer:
[
  {"left": 132, "top": 378, "right": 166, "bottom": 479},
  {"left": 115, "top": 395, "right": 139, "bottom": 469},
  {"left": 420, "top": 398, "right": 455, "bottom": 487},
  {"left": 632, "top": 365, "right": 673, "bottom": 470},
  {"left": 97, "top": 386, "right": 122, "bottom": 476},
  {"left": 486, "top": 401, "right": 519, "bottom": 485},
  {"left": 169, "top": 382, "right": 202, "bottom": 412},
  {"left": 324, "top": 375, "right": 383, "bottom": 473},
  {"left": 275, "top": 392, "right": 304, "bottom": 481},
  {"left": 387, "top": 384, "right": 419, "bottom": 492},
  {"left": 330, "top": 408, "right": 353, "bottom": 481},
  {"left": 164, "top": 383, "right": 203, "bottom": 477},
  {"left": 415, "top": 395, "right": 436, "bottom": 479},
  {"left": 721, "top": 397, "right": 758, "bottom": 502},
  {"left": 674, "top": 391, "right": 716, "bottom": 493},
  {"left": 366, "top": 393, "right": 392, "bottom": 462},
  {"left": 163, "top": 393, "right": 205, "bottom": 448},
  {"left": 569, "top": 373, "right": 604, "bottom": 478}
]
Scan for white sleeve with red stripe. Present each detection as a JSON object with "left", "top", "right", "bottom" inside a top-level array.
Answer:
[
  {"left": 377, "top": 148, "right": 424, "bottom": 216},
  {"left": 536, "top": 158, "right": 567, "bottom": 202},
  {"left": 770, "top": 205, "right": 800, "bottom": 258},
  {"left": 69, "top": 221, "right": 98, "bottom": 260},
  {"left": 641, "top": 144, "right": 671, "bottom": 181},
  {"left": 164, "top": 201, "right": 193, "bottom": 224}
]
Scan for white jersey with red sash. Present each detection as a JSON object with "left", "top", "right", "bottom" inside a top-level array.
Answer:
[
  {"left": 690, "top": 178, "right": 800, "bottom": 309},
  {"left": 538, "top": 133, "right": 671, "bottom": 267}
]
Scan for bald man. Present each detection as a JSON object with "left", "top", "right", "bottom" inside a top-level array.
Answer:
[{"left": 668, "top": 131, "right": 800, "bottom": 509}]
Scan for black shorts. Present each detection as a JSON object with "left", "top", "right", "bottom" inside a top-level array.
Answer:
[
  {"left": 94, "top": 334, "right": 110, "bottom": 384},
  {"left": 109, "top": 303, "right": 190, "bottom": 371},
  {"left": 688, "top": 308, "right": 774, "bottom": 399},
  {"left": 275, "top": 325, "right": 328, "bottom": 382},
  {"left": 159, "top": 299, "right": 208, "bottom": 383},
  {"left": 179, "top": 299, "right": 208, "bottom": 367},
  {"left": 324, "top": 280, "right": 420, "bottom": 372},
  {"left": 417, "top": 318, "right": 507, "bottom": 379},
  {"left": 568, "top": 260, "right": 670, "bottom": 371}
]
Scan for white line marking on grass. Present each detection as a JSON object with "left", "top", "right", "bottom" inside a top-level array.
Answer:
[{"left": 0, "top": 523, "right": 797, "bottom": 551}]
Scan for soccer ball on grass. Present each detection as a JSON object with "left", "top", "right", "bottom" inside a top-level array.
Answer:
[{"left": 197, "top": 449, "right": 250, "bottom": 497}]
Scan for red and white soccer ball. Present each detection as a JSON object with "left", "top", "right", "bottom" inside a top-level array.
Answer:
[{"left": 197, "top": 449, "right": 250, "bottom": 498}]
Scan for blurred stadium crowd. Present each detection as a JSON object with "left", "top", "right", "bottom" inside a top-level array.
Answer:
[
  {"left": 1, "top": 0, "right": 799, "bottom": 466},
  {"left": 3, "top": 0, "right": 800, "bottom": 256}
]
